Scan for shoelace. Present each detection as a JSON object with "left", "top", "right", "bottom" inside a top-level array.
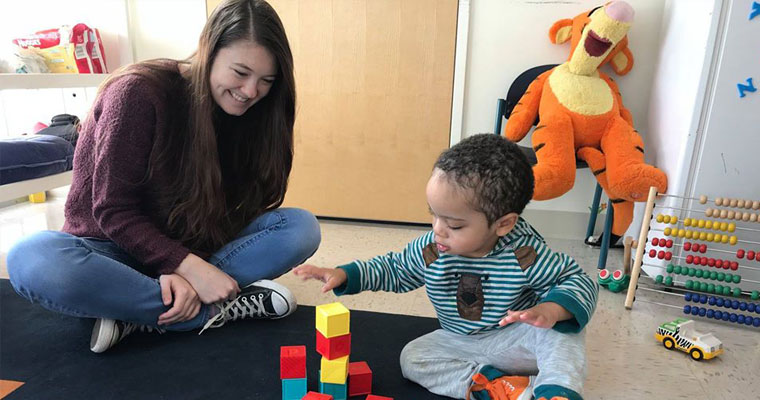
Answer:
[
  {"left": 120, "top": 322, "right": 162, "bottom": 339},
  {"left": 466, "top": 373, "right": 521, "bottom": 400},
  {"left": 198, "top": 293, "right": 268, "bottom": 335}
]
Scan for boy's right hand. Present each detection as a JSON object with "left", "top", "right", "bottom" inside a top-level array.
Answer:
[{"left": 292, "top": 264, "right": 347, "bottom": 293}]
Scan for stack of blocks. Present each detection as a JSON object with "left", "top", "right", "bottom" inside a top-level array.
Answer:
[
  {"left": 316, "top": 303, "right": 351, "bottom": 400},
  {"left": 282, "top": 302, "right": 385, "bottom": 400},
  {"left": 280, "top": 345, "right": 307, "bottom": 400}
]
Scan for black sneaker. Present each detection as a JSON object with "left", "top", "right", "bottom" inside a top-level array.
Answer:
[
  {"left": 90, "top": 318, "right": 162, "bottom": 353},
  {"left": 584, "top": 233, "right": 624, "bottom": 248},
  {"left": 199, "top": 280, "right": 296, "bottom": 335}
]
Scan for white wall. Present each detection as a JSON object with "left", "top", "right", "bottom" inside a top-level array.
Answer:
[
  {"left": 461, "top": 0, "right": 667, "bottom": 215},
  {"left": 127, "top": 0, "right": 207, "bottom": 62}
]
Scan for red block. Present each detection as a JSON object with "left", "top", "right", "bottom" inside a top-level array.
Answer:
[
  {"left": 348, "top": 361, "right": 372, "bottom": 396},
  {"left": 366, "top": 396, "right": 393, "bottom": 400},
  {"left": 302, "top": 392, "right": 333, "bottom": 400},
  {"left": 280, "top": 345, "right": 306, "bottom": 379},
  {"left": 316, "top": 330, "right": 351, "bottom": 360}
]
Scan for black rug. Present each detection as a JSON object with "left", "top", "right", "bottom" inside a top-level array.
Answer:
[{"left": 0, "top": 280, "right": 449, "bottom": 399}]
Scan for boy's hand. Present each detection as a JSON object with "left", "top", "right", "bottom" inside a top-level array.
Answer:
[
  {"left": 498, "top": 302, "right": 571, "bottom": 329},
  {"left": 292, "top": 264, "right": 348, "bottom": 293}
]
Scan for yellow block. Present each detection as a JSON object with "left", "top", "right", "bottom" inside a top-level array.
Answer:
[
  {"left": 315, "top": 302, "right": 350, "bottom": 338},
  {"left": 320, "top": 355, "right": 349, "bottom": 384},
  {"left": 28, "top": 192, "right": 46, "bottom": 203}
]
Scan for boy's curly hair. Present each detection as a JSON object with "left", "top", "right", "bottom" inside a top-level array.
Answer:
[{"left": 434, "top": 134, "right": 534, "bottom": 224}]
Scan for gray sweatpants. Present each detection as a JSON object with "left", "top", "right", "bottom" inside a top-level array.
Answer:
[{"left": 399, "top": 323, "right": 586, "bottom": 399}]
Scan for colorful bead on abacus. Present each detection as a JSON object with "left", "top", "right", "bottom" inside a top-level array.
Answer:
[
  {"left": 730, "top": 199, "right": 738, "bottom": 207},
  {"left": 705, "top": 208, "right": 713, "bottom": 217},
  {"left": 715, "top": 197, "right": 723, "bottom": 206},
  {"left": 699, "top": 195, "right": 708, "bottom": 204},
  {"left": 649, "top": 249, "right": 656, "bottom": 258},
  {"left": 699, "top": 244, "right": 707, "bottom": 253},
  {"left": 737, "top": 249, "right": 745, "bottom": 259},
  {"left": 748, "top": 250, "right": 756, "bottom": 260}
]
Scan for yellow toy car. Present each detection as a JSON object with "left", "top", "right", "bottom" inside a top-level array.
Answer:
[{"left": 655, "top": 318, "right": 723, "bottom": 361}]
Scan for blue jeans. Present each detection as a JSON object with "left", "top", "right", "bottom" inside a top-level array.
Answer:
[{"left": 7, "top": 208, "right": 321, "bottom": 331}]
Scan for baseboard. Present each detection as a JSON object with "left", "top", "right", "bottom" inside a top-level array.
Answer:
[{"left": 521, "top": 209, "right": 604, "bottom": 240}]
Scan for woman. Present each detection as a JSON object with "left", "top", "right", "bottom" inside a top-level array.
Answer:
[{"left": 7, "top": 0, "right": 320, "bottom": 353}]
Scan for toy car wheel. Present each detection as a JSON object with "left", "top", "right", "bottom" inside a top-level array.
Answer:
[
  {"left": 690, "top": 348, "right": 704, "bottom": 361},
  {"left": 663, "top": 337, "right": 675, "bottom": 350}
]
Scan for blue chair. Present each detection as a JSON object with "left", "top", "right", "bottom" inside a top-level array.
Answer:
[{"left": 494, "top": 64, "right": 615, "bottom": 269}]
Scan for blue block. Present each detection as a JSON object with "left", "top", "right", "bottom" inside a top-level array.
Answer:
[
  {"left": 319, "top": 372, "right": 347, "bottom": 400},
  {"left": 282, "top": 377, "right": 307, "bottom": 400},
  {"left": 750, "top": 1, "right": 760, "bottom": 20}
]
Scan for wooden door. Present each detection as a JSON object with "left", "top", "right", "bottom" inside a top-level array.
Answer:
[{"left": 207, "top": 0, "right": 458, "bottom": 223}]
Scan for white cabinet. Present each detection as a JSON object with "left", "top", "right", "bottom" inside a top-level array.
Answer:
[{"left": 0, "top": 0, "right": 207, "bottom": 137}]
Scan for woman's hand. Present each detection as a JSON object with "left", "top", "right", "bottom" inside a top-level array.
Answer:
[
  {"left": 292, "top": 264, "right": 347, "bottom": 293},
  {"left": 175, "top": 253, "right": 240, "bottom": 304},
  {"left": 157, "top": 274, "right": 201, "bottom": 326}
]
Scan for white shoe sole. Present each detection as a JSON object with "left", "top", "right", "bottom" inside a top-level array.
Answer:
[
  {"left": 90, "top": 318, "right": 116, "bottom": 353},
  {"left": 248, "top": 280, "right": 297, "bottom": 318}
]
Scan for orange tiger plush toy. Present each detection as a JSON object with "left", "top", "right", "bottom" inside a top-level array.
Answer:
[{"left": 504, "top": 1, "right": 667, "bottom": 239}]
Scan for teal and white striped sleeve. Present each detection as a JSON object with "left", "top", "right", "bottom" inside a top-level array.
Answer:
[
  {"left": 333, "top": 231, "right": 434, "bottom": 296},
  {"left": 520, "top": 236, "right": 599, "bottom": 333}
]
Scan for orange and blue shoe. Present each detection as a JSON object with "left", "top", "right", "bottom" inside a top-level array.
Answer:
[{"left": 466, "top": 365, "right": 534, "bottom": 400}]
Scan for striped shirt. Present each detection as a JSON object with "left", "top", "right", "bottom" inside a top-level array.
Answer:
[{"left": 334, "top": 218, "right": 598, "bottom": 335}]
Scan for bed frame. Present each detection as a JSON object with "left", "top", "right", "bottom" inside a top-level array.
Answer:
[{"left": 0, "top": 171, "right": 73, "bottom": 203}]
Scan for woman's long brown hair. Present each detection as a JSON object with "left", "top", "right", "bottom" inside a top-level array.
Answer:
[{"left": 98, "top": 0, "right": 295, "bottom": 254}]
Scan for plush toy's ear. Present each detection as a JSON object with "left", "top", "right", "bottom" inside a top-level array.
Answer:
[
  {"left": 549, "top": 19, "right": 574, "bottom": 44},
  {"left": 611, "top": 46, "right": 634, "bottom": 75}
]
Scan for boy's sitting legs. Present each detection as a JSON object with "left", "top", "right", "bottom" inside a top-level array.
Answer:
[{"left": 400, "top": 323, "right": 586, "bottom": 400}]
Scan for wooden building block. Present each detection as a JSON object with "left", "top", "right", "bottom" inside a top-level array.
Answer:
[
  {"left": 318, "top": 376, "right": 347, "bottom": 400},
  {"left": 280, "top": 345, "right": 307, "bottom": 379},
  {"left": 316, "top": 330, "right": 351, "bottom": 360},
  {"left": 301, "top": 392, "right": 333, "bottom": 400},
  {"left": 315, "top": 302, "right": 350, "bottom": 338},
  {"left": 347, "top": 361, "right": 372, "bottom": 396},
  {"left": 320, "top": 355, "right": 349, "bottom": 384},
  {"left": 281, "top": 377, "right": 307, "bottom": 400}
]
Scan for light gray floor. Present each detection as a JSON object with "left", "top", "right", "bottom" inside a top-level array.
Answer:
[{"left": 2, "top": 188, "right": 759, "bottom": 399}]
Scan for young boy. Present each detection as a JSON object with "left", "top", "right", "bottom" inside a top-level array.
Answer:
[{"left": 293, "top": 134, "right": 598, "bottom": 400}]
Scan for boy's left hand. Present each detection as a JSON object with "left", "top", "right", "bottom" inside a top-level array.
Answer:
[{"left": 498, "top": 302, "right": 571, "bottom": 329}]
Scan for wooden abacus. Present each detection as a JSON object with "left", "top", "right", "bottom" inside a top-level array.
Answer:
[{"left": 624, "top": 188, "right": 760, "bottom": 329}]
